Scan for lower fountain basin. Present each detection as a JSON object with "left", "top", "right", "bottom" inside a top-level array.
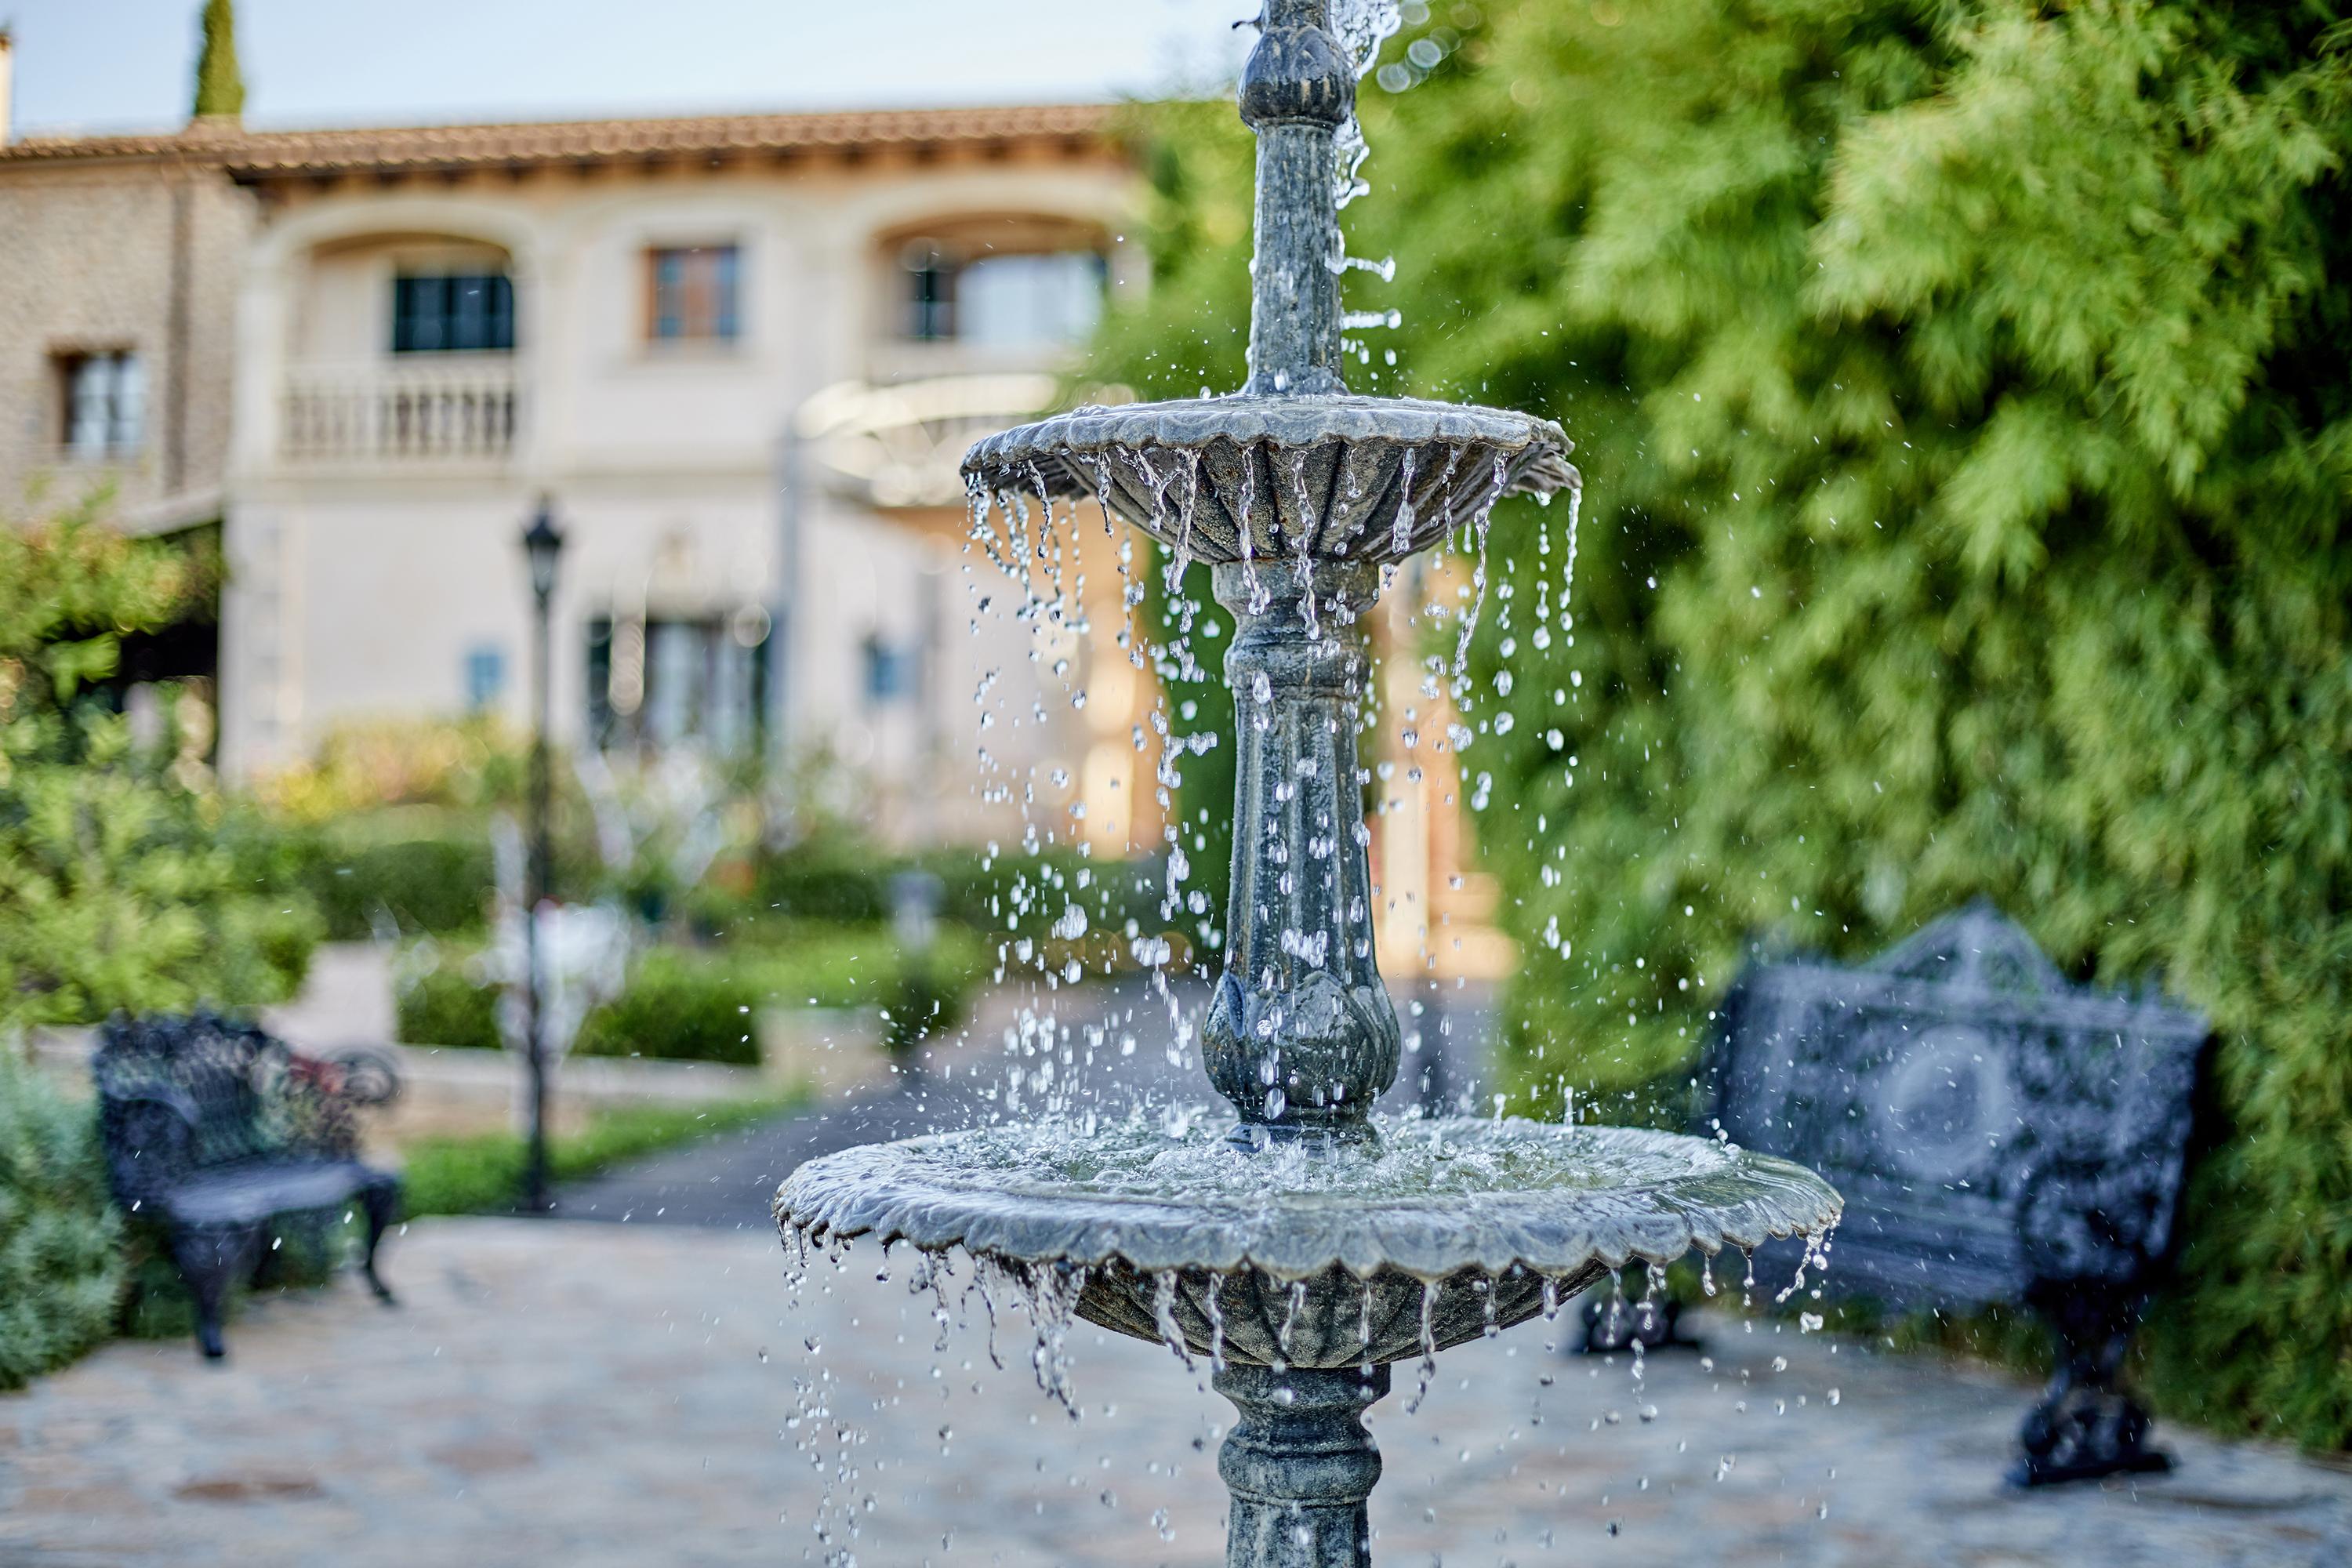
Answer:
[{"left": 775, "top": 1116, "right": 1840, "bottom": 1369}]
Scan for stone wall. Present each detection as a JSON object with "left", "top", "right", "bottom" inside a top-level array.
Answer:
[{"left": 0, "top": 156, "right": 251, "bottom": 527}]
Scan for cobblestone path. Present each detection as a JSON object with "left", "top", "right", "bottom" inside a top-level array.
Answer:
[{"left": 3, "top": 1219, "right": 2344, "bottom": 1566}]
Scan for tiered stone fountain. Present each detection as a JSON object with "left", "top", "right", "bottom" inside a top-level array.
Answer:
[{"left": 776, "top": 5, "right": 1842, "bottom": 1563}]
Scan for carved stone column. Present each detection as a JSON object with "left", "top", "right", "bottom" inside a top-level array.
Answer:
[
  {"left": 1216, "top": 1363, "right": 1388, "bottom": 1568},
  {"left": 1240, "top": 0, "right": 1351, "bottom": 397},
  {"left": 1203, "top": 559, "right": 1401, "bottom": 1149}
]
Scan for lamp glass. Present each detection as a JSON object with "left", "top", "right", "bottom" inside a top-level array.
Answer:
[{"left": 522, "top": 509, "right": 564, "bottom": 599}]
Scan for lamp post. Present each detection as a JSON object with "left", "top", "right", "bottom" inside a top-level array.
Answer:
[{"left": 519, "top": 495, "right": 565, "bottom": 1213}]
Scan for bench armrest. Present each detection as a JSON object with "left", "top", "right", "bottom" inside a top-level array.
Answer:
[
  {"left": 97, "top": 1091, "right": 200, "bottom": 1214},
  {"left": 273, "top": 1053, "right": 365, "bottom": 1160}
]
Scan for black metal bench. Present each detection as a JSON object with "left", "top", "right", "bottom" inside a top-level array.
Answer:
[
  {"left": 1707, "top": 902, "right": 2205, "bottom": 1486},
  {"left": 93, "top": 1013, "right": 403, "bottom": 1359}
]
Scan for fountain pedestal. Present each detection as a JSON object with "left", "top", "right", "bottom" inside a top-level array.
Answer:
[
  {"left": 1217, "top": 1363, "right": 1389, "bottom": 1568},
  {"left": 1203, "top": 559, "right": 1399, "bottom": 1149}
]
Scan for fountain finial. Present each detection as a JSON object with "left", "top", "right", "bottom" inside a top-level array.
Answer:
[{"left": 1239, "top": 0, "right": 1350, "bottom": 398}]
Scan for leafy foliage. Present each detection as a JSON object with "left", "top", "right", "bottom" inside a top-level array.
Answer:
[
  {"left": 1094, "top": 103, "right": 1257, "bottom": 944},
  {"left": 0, "top": 1054, "right": 124, "bottom": 1388},
  {"left": 1107, "top": 2, "right": 2352, "bottom": 1447},
  {"left": 0, "top": 499, "right": 316, "bottom": 1030},
  {"left": 250, "top": 714, "right": 528, "bottom": 826}
]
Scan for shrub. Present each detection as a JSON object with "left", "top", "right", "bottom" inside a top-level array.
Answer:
[
  {"left": 401, "top": 925, "right": 988, "bottom": 1065},
  {"left": 921, "top": 847, "right": 1169, "bottom": 943},
  {"left": 574, "top": 931, "right": 986, "bottom": 1064},
  {"left": 250, "top": 714, "right": 527, "bottom": 826},
  {"left": 0, "top": 498, "right": 319, "bottom": 1030},
  {"left": 574, "top": 947, "right": 764, "bottom": 1065},
  {"left": 394, "top": 958, "right": 503, "bottom": 1051},
  {"left": 296, "top": 815, "right": 495, "bottom": 940},
  {"left": 746, "top": 841, "right": 892, "bottom": 925},
  {"left": 0, "top": 1054, "right": 125, "bottom": 1388}
]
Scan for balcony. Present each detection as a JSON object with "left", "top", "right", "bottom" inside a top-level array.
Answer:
[
  {"left": 281, "top": 360, "right": 519, "bottom": 466},
  {"left": 797, "top": 372, "right": 1065, "bottom": 511}
]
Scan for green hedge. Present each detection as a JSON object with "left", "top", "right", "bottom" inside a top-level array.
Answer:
[
  {"left": 0, "top": 1056, "right": 125, "bottom": 1389},
  {"left": 575, "top": 932, "right": 986, "bottom": 1063},
  {"left": 314, "top": 834, "right": 491, "bottom": 939},
  {"left": 395, "top": 961, "right": 503, "bottom": 1051},
  {"left": 574, "top": 947, "right": 766, "bottom": 1065},
  {"left": 280, "top": 808, "right": 494, "bottom": 940},
  {"left": 397, "top": 927, "right": 989, "bottom": 1065},
  {"left": 701, "top": 840, "right": 1170, "bottom": 948},
  {"left": 743, "top": 842, "right": 892, "bottom": 926},
  {"left": 277, "top": 806, "right": 611, "bottom": 942}
]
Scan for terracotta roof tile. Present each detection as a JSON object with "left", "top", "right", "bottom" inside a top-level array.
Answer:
[{"left": 0, "top": 102, "right": 1118, "bottom": 176}]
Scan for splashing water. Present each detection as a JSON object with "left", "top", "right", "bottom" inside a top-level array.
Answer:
[
  {"left": 1388, "top": 446, "right": 1419, "bottom": 558},
  {"left": 1404, "top": 1279, "right": 1439, "bottom": 1412},
  {"left": 1330, "top": 0, "right": 1403, "bottom": 209},
  {"left": 1328, "top": 0, "right": 1408, "bottom": 364}
]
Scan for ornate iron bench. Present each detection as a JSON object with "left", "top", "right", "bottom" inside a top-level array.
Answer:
[
  {"left": 1707, "top": 903, "right": 2205, "bottom": 1486},
  {"left": 94, "top": 1013, "right": 403, "bottom": 1359}
]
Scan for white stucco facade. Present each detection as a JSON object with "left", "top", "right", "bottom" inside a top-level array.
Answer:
[{"left": 207, "top": 115, "right": 1149, "bottom": 848}]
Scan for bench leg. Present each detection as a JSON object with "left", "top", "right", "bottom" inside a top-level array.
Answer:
[
  {"left": 2011, "top": 1283, "right": 2170, "bottom": 1486},
  {"left": 169, "top": 1225, "right": 261, "bottom": 1361},
  {"left": 358, "top": 1181, "right": 400, "bottom": 1305},
  {"left": 1574, "top": 1259, "right": 1701, "bottom": 1356}
]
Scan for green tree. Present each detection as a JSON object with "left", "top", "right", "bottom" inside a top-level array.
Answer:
[
  {"left": 1103, "top": 2, "right": 2352, "bottom": 1448},
  {"left": 0, "top": 497, "right": 315, "bottom": 1031},
  {"left": 192, "top": 0, "right": 245, "bottom": 121}
]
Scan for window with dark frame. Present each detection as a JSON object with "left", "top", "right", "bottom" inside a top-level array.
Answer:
[
  {"left": 903, "top": 242, "right": 956, "bottom": 340},
  {"left": 898, "top": 241, "right": 1106, "bottom": 345},
  {"left": 586, "top": 612, "right": 768, "bottom": 753},
  {"left": 647, "top": 245, "right": 742, "bottom": 343},
  {"left": 391, "top": 272, "right": 514, "bottom": 354},
  {"left": 54, "top": 350, "right": 144, "bottom": 458}
]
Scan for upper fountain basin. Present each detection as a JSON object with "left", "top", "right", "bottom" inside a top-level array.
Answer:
[{"left": 960, "top": 393, "right": 1577, "bottom": 568}]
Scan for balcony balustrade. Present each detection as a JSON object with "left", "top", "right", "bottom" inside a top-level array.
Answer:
[{"left": 281, "top": 360, "right": 519, "bottom": 464}]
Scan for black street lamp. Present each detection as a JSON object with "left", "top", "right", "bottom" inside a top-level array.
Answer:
[{"left": 519, "top": 495, "right": 564, "bottom": 1213}]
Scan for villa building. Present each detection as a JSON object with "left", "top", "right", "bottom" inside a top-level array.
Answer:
[
  {"left": 0, "top": 96, "right": 1153, "bottom": 851},
  {"left": 0, "top": 53, "right": 1504, "bottom": 977}
]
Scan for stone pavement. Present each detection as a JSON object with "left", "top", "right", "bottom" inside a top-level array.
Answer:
[{"left": 3, "top": 1218, "right": 2345, "bottom": 1567}]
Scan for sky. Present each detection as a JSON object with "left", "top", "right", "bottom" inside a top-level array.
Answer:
[{"left": 2, "top": 0, "right": 1254, "bottom": 138}]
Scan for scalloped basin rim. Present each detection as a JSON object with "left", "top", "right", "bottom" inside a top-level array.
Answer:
[
  {"left": 958, "top": 394, "right": 1582, "bottom": 569},
  {"left": 964, "top": 392, "right": 1574, "bottom": 472},
  {"left": 774, "top": 1118, "right": 1842, "bottom": 1285}
]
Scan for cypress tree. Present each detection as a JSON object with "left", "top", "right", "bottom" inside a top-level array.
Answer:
[{"left": 192, "top": 0, "right": 244, "bottom": 122}]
